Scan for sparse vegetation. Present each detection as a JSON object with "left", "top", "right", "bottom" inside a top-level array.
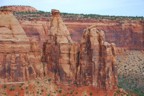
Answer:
[
  {"left": 117, "top": 51, "right": 144, "bottom": 96},
  {"left": 9, "top": 85, "right": 15, "bottom": 91},
  {"left": 3, "top": 85, "right": 7, "bottom": 89},
  {"left": 58, "top": 89, "right": 62, "bottom": 93},
  {"left": 48, "top": 78, "right": 51, "bottom": 82},
  {"left": 83, "top": 91, "right": 88, "bottom": 96},
  {"left": 90, "top": 92, "right": 93, "bottom": 96},
  {"left": 14, "top": 10, "right": 144, "bottom": 21}
]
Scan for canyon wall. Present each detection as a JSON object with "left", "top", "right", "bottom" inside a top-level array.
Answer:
[
  {"left": 19, "top": 19, "right": 144, "bottom": 50},
  {"left": 19, "top": 21, "right": 49, "bottom": 46}
]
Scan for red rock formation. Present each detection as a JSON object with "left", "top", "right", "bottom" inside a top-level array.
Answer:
[
  {"left": 0, "top": 9, "right": 118, "bottom": 94},
  {"left": 43, "top": 9, "right": 118, "bottom": 91},
  {"left": 67, "top": 21, "right": 144, "bottom": 50},
  {"left": 0, "top": 6, "right": 37, "bottom": 12},
  {"left": 0, "top": 10, "right": 43, "bottom": 83},
  {"left": 20, "top": 21, "right": 49, "bottom": 47},
  {"left": 77, "top": 26, "right": 117, "bottom": 90},
  {"left": 19, "top": 20, "right": 144, "bottom": 50},
  {"left": 43, "top": 9, "right": 78, "bottom": 83}
]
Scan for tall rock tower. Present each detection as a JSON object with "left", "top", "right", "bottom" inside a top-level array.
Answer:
[
  {"left": 77, "top": 26, "right": 118, "bottom": 90},
  {"left": 43, "top": 9, "right": 78, "bottom": 83},
  {"left": 0, "top": 9, "right": 43, "bottom": 82}
]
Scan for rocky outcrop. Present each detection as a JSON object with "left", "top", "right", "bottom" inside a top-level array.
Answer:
[
  {"left": 43, "top": 9, "right": 118, "bottom": 90},
  {"left": 43, "top": 9, "right": 78, "bottom": 83},
  {"left": 77, "top": 26, "right": 117, "bottom": 90},
  {"left": 0, "top": 9, "right": 118, "bottom": 93},
  {"left": 0, "top": 6, "right": 37, "bottom": 12},
  {"left": 0, "top": 10, "right": 43, "bottom": 83}
]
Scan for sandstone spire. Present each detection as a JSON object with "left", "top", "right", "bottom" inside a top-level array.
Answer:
[
  {"left": 43, "top": 9, "right": 77, "bottom": 83},
  {"left": 47, "top": 9, "right": 73, "bottom": 44}
]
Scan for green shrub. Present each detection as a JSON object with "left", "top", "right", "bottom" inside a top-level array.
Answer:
[
  {"left": 3, "top": 85, "right": 7, "bottom": 89},
  {"left": 9, "top": 86, "right": 15, "bottom": 91},
  {"left": 90, "top": 92, "right": 93, "bottom": 96}
]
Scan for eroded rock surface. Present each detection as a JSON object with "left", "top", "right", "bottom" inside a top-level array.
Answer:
[
  {"left": 43, "top": 9, "right": 118, "bottom": 90},
  {"left": 77, "top": 26, "right": 118, "bottom": 90},
  {"left": 0, "top": 10, "right": 43, "bottom": 82},
  {"left": 21, "top": 21, "right": 49, "bottom": 47},
  {"left": 43, "top": 9, "right": 78, "bottom": 83},
  {"left": 0, "top": 9, "right": 118, "bottom": 93}
]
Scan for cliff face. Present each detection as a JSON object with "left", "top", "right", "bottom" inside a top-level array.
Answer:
[
  {"left": 19, "top": 20, "right": 144, "bottom": 50},
  {"left": 20, "top": 21, "right": 49, "bottom": 46},
  {"left": 66, "top": 21, "right": 144, "bottom": 50},
  {"left": 0, "top": 10, "right": 43, "bottom": 82},
  {"left": 0, "top": 6, "right": 37, "bottom": 12},
  {"left": 94, "top": 21, "right": 144, "bottom": 50}
]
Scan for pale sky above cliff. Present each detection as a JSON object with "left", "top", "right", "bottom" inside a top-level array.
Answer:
[{"left": 0, "top": 0, "right": 144, "bottom": 16}]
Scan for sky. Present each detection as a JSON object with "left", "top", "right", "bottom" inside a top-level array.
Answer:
[{"left": 0, "top": 0, "right": 144, "bottom": 16}]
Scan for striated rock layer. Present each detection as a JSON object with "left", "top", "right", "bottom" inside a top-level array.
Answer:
[
  {"left": 43, "top": 9, "right": 78, "bottom": 83},
  {"left": 0, "top": 10, "right": 43, "bottom": 83},
  {"left": 20, "top": 21, "right": 49, "bottom": 47},
  {"left": 18, "top": 20, "right": 144, "bottom": 50}
]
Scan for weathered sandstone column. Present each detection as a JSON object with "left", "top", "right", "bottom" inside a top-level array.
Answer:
[
  {"left": 77, "top": 26, "right": 117, "bottom": 90},
  {"left": 43, "top": 9, "right": 78, "bottom": 83}
]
